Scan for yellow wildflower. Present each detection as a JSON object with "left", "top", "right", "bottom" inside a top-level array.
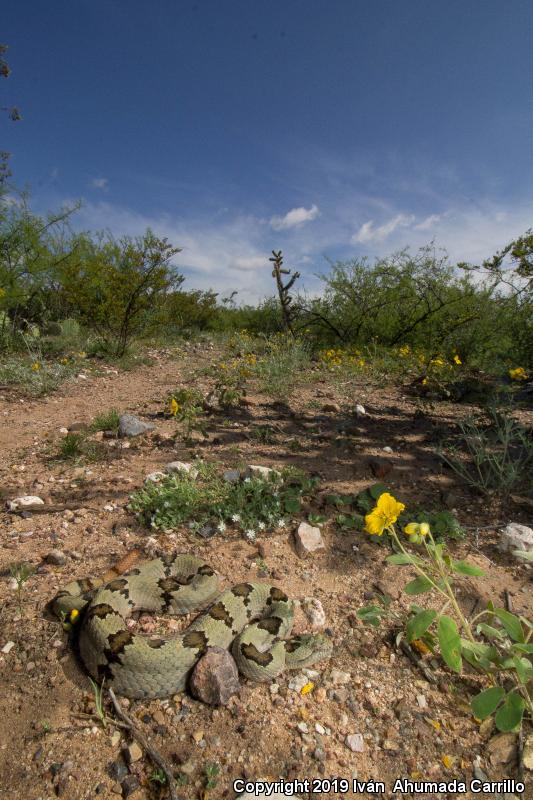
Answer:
[
  {"left": 169, "top": 398, "right": 179, "bottom": 416},
  {"left": 442, "top": 755, "right": 454, "bottom": 770},
  {"left": 509, "top": 367, "right": 528, "bottom": 381},
  {"left": 31, "top": 362, "right": 41, "bottom": 371},
  {"left": 421, "top": 377, "right": 428, "bottom": 386},
  {"left": 404, "top": 521, "right": 430, "bottom": 538},
  {"left": 399, "top": 345, "right": 410, "bottom": 357},
  {"left": 453, "top": 354, "right": 462, "bottom": 365},
  {"left": 430, "top": 357, "right": 445, "bottom": 368},
  {"left": 300, "top": 681, "right": 314, "bottom": 695},
  {"left": 364, "top": 493, "right": 406, "bottom": 536},
  {"left": 70, "top": 608, "right": 79, "bottom": 623},
  {"left": 59, "top": 357, "right": 69, "bottom": 365}
]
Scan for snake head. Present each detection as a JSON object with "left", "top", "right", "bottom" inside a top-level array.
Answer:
[{"left": 285, "top": 633, "right": 333, "bottom": 669}]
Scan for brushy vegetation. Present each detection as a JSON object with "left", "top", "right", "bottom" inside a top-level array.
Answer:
[{"left": 129, "top": 463, "right": 318, "bottom": 539}]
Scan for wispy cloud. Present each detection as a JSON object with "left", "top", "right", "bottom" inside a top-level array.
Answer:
[
  {"left": 91, "top": 177, "right": 109, "bottom": 190},
  {"left": 270, "top": 204, "right": 320, "bottom": 231},
  {"left": 352, "top": 213, "right": 415, "bottom": 244}
]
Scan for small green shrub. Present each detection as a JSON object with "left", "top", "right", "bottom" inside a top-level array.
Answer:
[
  {"left": 59, "top": 432, "right": 85, "bottom": 459},
  {"left": 90, "top": 409, "right": 120, "bottom": 432},
  {"left": 129, "top": 465, "right": 318, "bottom": 539},
  {"left": 168, "top": 388, "right": 206, "bottom": 440},
  {"left": 0, "top": 356, "right": 76, "bottom": 396},
  {"left": 439, "top": 407, "right": 533, "bottom": 499},
  {"left": 255, "top": 333, "right": 311, "bottom": 401}
]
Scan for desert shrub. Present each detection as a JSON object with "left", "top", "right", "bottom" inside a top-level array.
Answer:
[
  {"left": 438, "top": 407, "right": 533, "bottom": 498},
  {"left": 56, "top": 230, "right": 183, "bottom": 356},
  {"left": 90, "top": 408, "right": 120, "bottom": 432},
  {"left": 0, "top": 354, "right": 76, "bottom": 395},
  {"left": 255, "top": 333, "right": 311, "bottom": 401}
]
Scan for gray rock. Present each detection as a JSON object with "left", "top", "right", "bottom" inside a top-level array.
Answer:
[
  {"left": 121, "top": 774, "right": 140, "bottom": 797},
  {"left": 118, "top": 414, "right": 154, "bottom": 438},
  {"left": 45, "top": 549, "right": 67, "bottom": 566},
  {"left": 245, "top": 464, "right": 277, "bottom": 479},
  {"left": 189, "top": 646, "right": 240, "bottom": 705},
  {"left": 144, "top": 471, "right": 166, "bottom": 483},
  {"left": 499, "top": 523, "right": 533, "bottom": 555},
  {"left": 294, "top": 522, "right": 325, "bottom": 558},
  {"left": 301, "top": 597, "right": 327, "bottom": 630},
  {"left": 223, "top": 469, "right": 241, "bottom": 483},
  {"left": 107, "top": 758, "right": 128, "bottom": 782}
]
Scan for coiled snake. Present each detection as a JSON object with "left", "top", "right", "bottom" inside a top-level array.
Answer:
[{"left": 52, "top": 553, "right": 332, "bottom": 699}]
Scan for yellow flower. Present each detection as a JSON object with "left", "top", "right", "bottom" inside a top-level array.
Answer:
[
  {"left": 77, "top": 351, "right": 86, "bottom": 358},
  {"left": 69, "top": 608, "right": 79, "bottom": 623},
  {"left": 399, "top": 345, "right": 410, "bottom": 357},
  {"left": 300, "top": 681, "right": 314, "bottom": 695},
  {"left": 509, "top": 367, "right": 528, "bottom": 381},
  {"left": 31, "top": 362, "right": 41, "bottom": 371},
  {"left": 421, "top": 377, "right": 428, "bottom": 386},
  {"left": 364, "top": 493, "right": 406, "bottom": 536},
  {"left": 404, "top": 521, "right": 430, "bottom": 538},
  {"left": 0, "top": 287, "right": 6, "bottom": 298},
  {"left": 59, "top": 357, "right": 69, "bottom": 365},
  {"left": 453, "top": 354, "right": 462, "bottom": 365},
  {"left": 430, "top": 357, "right": 445, "bottom": 368},
  {"left": 169, "top": 398, "right": 179, "bottom": 416}
]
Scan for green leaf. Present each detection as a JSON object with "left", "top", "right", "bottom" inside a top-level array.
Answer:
[
  {"left": 284, "top": 497, "right": 301, "bottom": 513},
  {"left": 511, "top": 656, "right": 533, "bottom": 684},
  {"left": 512, "top": 643, "right": 533, "bottom": 654},
  {"left": 387, "top": 553, "right": 419, "bottom": 565},
  {"left": 369, "top": 483, "right": 388, "bottom": 500},
  {"left": 438, "top": 615, "right": 462, "bottom": 673},
  {"left": 494, "top": 691, "right": 525, "bottom": 732},
  {"left": 406, "top": 609, "right": 437, "bottom": 642},
  {"left": 476, "top": 623, "right": 504, "bottom": 640},
  {"left": 452, "top": 560, "right": 485, "bottom": 576},
  {"left": 404, "top": 575, "right": 433, "bottom": 595},
  {"left": 493, "top": 609, "right": 525, "bottom": 643},
  {"left": 512, "top": 549, "right": 533, "bottom": 562},
  {"left": 471, "top": 687, "right": 505, "bottom": 720}
]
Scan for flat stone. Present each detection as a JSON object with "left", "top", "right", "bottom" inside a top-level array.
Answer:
[
  {"left": 499, "top": 523, "right": 533, "bottom": 555},
  {"left": 244, "top": 465, "right": 276, "bottom": 479},
  {"left": 8, "top": 495, "right": 44, "bottom": 511},
  {"left": 354, "top": 404, "right": 366, "bottom": 417},
  {"left": 294, "top": 522, "right": 325, "bottom": 558},
  {"left": 45, "top": 549, "right": 67, "bottom": 566},
  {"left": 223, "top": 469, "right": 241, "bottom": 483},
  {"left": 487, "top": 732, "right": 518, "bottom": 765},
  {"left": 345, "top": 733, "right": 365, "bottom": 752},
  {"left": 1, "top": 641, "right": 15, "bottom": 654},
  {"left": 118, "top": 414, "right": 154, "bottom": 438},
  {"left": 123, "top": 741, "right": 142, "bottom": 764},
  {"left": 165, "top": 461, "right": 198, "bottom": 478},
  {"left": 189, "top": 646, "right": 240, "bottom": 705}
]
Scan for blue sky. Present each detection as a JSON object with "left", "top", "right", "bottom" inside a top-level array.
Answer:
[{"left": 3, "top": 0, "right": 533, "bottom": 301}]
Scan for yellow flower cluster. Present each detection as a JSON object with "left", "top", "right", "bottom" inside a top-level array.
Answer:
[
  {"left": 169, "top": 398, "right": 180, "bottom": 416},
  {"left": 319, "top": 348, "right": 365, "bottom": 369},
  {"left": 509, "top": 367, "right": 528, "bottom": 381},
  {"left": 398, "top": 344, "right": 410, "bottom": 357},
  {"left": 31, "top": 362, "right": 41, "bottom": 371}
]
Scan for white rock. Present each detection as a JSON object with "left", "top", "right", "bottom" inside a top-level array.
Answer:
[
  {"left": 245, "top": 465, "right": 277, "bottom": 479},
  {"left": 315, "top": 723, "right": 326, "bottom": 735},
  {"left": 8, "top": 495, "right": 44, "bottom": 511},
  {"left": 1, "top": 641, "right": 15, "bottom": 654},
  {"left": 301, "top": 597, "right": 327, "bottom": 630},
  {"left": 416, "top": 694, "right": 427, "bottom": 708},
  {"left": 59, "top": 427, "right": 69, "bottom": 435},
  {"left": 499, "top": 523, "right": 533, "bottom": 555},
  {"left": 297, "top": 722, "right": 309, "bottom": 733},
  {"left": 355, "top": 404, "right": 366, "bottom": 417},
  {"left": 345, "top": 733, "right": 365, "bottom": 752},
  {"left": 145, "top": 471, "right": 166, "bottom": 483},
  {"left": 383, "top": 446, "right": 393, "bottom": 453},
  {"left": 288, "top": 673, "right": 310, "bottom": 693},
  {"left": 294, "top": 522, "right": 325, "bottom": 558},
  {"left": 165, "top": 461, "right": 198, "bottom": 478}
]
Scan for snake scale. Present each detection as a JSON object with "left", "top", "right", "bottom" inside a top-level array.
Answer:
[{"left": 52, "top": 553, "right": 333, "bottom": 699}]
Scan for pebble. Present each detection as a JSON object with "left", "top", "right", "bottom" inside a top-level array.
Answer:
[
  {"left": 121, "top": 774, "right": 140, "bottom": 797},
  {"left": 301, "top": 597, "right": 327, "bottom": 629},
  {"left": 382, "top": 446, "right": 393, "bottom": 453},
  {"left": 416, "top": 694, "right": 427, "bottom": 708},
  {"left": 123, "top": 741, "right": 142, "bottom": 764},
  {"left": 165, "top": 461, "right": 199, "bottom": 478},
  {"left": 297, "top": 722, "right": 309, "bottom": 733},
  {"left": 1, "top": 641, "right": 15, "bottom": 654},
  {"left": 330, "top": 668, "right": 351, "bottom": 686},
  {"left": 288, "top": 673, "right": 310, "bottom": 693},
  {"left": 355, "top": 403, "right": 366, "bottom": 417},
  {"left": 8, "top": 495, "right": 44, "bottom": 510},
  {"left": 345, "top": 734, "right": 365, "bottom": 753},
  {"left": 45, "top": 549, "right": 67, "bottom": 566}
]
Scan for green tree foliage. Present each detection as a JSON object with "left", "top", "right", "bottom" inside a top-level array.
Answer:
[{"left": 57, "top": 230, "right": 183, "bottom": 356}]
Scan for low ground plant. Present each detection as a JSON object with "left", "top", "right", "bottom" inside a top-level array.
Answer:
[
  {"left": 0, "top": 355, "right": 76, "bottom": 395},
  {"left": 357, "top": 493, "right": 533, "bottom": 733},
  {"left": 129, "top": 464, "right": 318, "bottom": 540},
  {"left": 90, "top": 408, "right": 120, "bottom": 433},
  {"left": 9, "top": 562, "right": 35, "bottom": 616},
  {"left": 168, "top": 388, "right": 207, "bottom": 440}
]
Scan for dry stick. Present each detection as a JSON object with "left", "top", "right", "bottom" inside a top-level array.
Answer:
[
  {"left": 398, "top": 639, "right": 438, "bottom": 685},
  {"left": 108, "top": 689, "right": 180, "bottom": 800}
]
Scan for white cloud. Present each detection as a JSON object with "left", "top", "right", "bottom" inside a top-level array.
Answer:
[
  {"left": 414, "top": 213, "right": 442, "bottom": 231},
  {"left": 91, "top": 177, "right": 109, "bottom": 190},
  {"left": 270, "top": 204, "right": 320, "bottom": 231},
  {"left": 352, "top": 213, "right": 415, "bottom": 244},
  {"left": 231, "top": 255, "right": 269, "bottom": 271}
]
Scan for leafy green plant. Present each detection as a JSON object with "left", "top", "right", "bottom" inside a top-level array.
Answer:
[
  {"left": 90, "top": 408, "right": 120, "bottom": 433},
  {"left": 129, "top": 465, "right": 318, "bottom": 540},
  {"left": 9, "top": 562, "right": 35, "bottom": 615},
  {"left": 357, "top": 493, "right": 533, "bottom": 734},
  {"left": 149, "top": 768, "right": 167, "bottom": 786},
  {"left": 204, "top": 762, "right": 220, "bottom": 791},
  {"left": 250, "top": 425, "right": 277, "bottom": 444},
  {"left": 439, "top": 407, "right": 533, "bottom": 499},
  {"left": 59, "top": 432, "right": 85, "bottom": 459},
  {"left": 168, "top": 387, "right": 206, "bottom": 441}
]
